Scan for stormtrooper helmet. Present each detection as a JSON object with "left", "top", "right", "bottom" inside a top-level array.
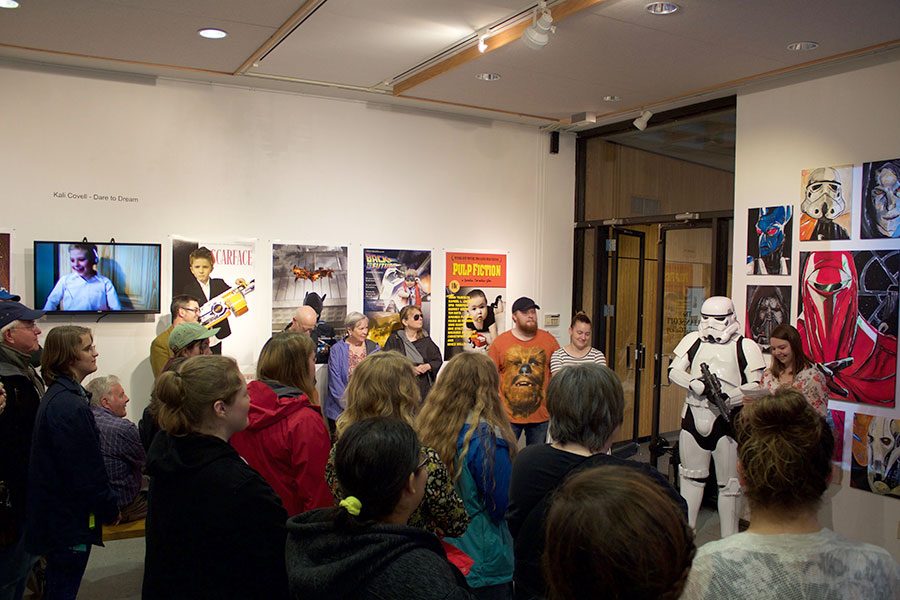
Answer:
[
  {"left": 803, "top": 167, "right": 846, "bottom": 220},
  {"left": 698, "top": 296, "right": 740, "bottom": 344}
]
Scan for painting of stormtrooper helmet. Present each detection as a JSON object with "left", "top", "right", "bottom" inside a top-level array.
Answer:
[{"left": 799, "top": 165, "right": 852, "bottom": 241}]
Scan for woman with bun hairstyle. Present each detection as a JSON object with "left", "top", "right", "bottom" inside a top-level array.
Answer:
[
  {"left": 230, "top": 332, "right": 332, "bottom": 516},
  {"left": 26, "top": 326, "right": 118, "bottom": 599},
  {"left": 682, "top": 389, "right": 899, "bottom": 599},
  {"left": 142, "top": 355, "right": 289, "bottom": 600},
  {"left": 417, "top": 352, "right": 518, "bottom": 599},
  {"left": 760, "top": 323, "right": 828, "bottom": 415},
  {"left": 326, "top": 351, "right": 468, "bottom": 538},
  {"left": 286, "top": 417, "right": 474, "bottom": 599},
  {"left": 543, "top": 464, "right": 695, "bottom": 600}
]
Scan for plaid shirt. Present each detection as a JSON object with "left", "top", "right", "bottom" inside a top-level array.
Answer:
[{"left": 91, "top": 406, "right": 145, "bottom": 509}]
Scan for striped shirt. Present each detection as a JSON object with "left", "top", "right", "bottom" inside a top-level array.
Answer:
[{"left": 550, "top": 347, "right": 607, "bottom": 374}]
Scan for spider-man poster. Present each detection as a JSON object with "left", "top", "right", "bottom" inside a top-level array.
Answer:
[{"left": 797, "top": 250, "right": 898, "bottom": 406}]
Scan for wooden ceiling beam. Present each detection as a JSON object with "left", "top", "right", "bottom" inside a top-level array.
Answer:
[
  {"left": 233, "top": 0, "right": 325, "bottom": 76},
  {"left": 393, "top": 0, "right": 610, "bottom": 96}
]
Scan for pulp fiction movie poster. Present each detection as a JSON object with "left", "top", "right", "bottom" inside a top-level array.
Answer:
[{"left": 444, "top": 252, "right": 507, "bottom": 358}]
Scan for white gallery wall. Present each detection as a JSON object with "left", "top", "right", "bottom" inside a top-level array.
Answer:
[
  {"left": 734, "top": 57, "right": 900, "bottom": 557},
  {"left": 0, "top": 65, "right": 575, "bottom": 421}
]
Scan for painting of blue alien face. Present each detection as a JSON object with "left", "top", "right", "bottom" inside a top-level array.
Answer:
[
  {"left": 757, "top": 206, "right": 792, "bottom": 257},
  {"left": 747, "top": 205, "right": 793, "bottom": 276}
]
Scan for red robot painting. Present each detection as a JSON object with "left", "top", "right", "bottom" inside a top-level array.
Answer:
[{"left": 797, "top": 250, "right": 898, "bottom": 406}]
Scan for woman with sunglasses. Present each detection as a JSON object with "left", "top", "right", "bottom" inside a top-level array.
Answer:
[
  {"left": 384, "top": 305, "right": 443, "bottom": 399},
  {"left": 287, "top": 417, "right": 473, "bottom": 599}
]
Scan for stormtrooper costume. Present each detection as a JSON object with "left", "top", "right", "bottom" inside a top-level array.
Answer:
[
  {"left": 802, "top": 167, "right": 850, "bottom": 240},
  {"left": 669, "top": 297, "right": 765, "bottom": 537}
]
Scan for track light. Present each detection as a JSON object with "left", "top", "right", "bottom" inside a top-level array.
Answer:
[
  {"left": 523, "top": 2, "right": 555, "bottom": 50},
  {"left": 633, "top": 110, "right": 653, "bottom": 131},
  {"left": 477, "top": 28, "right": 490, "bottom": 53}
]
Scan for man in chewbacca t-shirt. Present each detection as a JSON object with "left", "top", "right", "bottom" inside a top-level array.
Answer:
[{"left": 488, "top": 297, "right": 559, "bottom": 446}]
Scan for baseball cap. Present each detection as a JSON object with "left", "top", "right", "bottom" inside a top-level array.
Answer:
[
  {"left": 511, "top": 297, "right": 540, "bottom": 313},
  {"left": 169, "top": 322, "right": 220, "bottom": 353},
  {"left": 0, "top": 302, "right": 44, "bottom": 329},
  {"left": 0, "top": 288, "right": 21, "bottom": 302}
]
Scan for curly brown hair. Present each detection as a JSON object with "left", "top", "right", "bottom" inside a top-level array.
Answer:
[
  {"left": 735, "top": 388, "right": 833, "bottom": 512},
  {"left": 335, "top": 351, "right": 420, "bottom": 437},
  {"left": 417, "top": 352, "right": 517, "bottom": 483},
  {"left": 543, "top": 465, "right": 695, "bottom": 600}
]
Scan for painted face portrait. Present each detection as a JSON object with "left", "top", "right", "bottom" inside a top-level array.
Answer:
[
  {"left": 756, "top": 206, "right": 791, "bottom": 258},
  {"left": 867, "top": 417, "right": 900, "bottom": 497},
  {"left": 871, "top": 164, "right": 900, "bottom": 238},
  {"left": 501, "top": 345, "right": 546, "bottom": 418}
]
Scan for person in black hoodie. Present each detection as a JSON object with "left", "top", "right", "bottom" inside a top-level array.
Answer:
[
  {"left": 26, "top": 325, "right": 118, "bottom": 600},
  {"left": 287, "top": 417, "right": 473, "bottom": 600},
  {"left": 142, "top": 355, "right": 288, "bottom": 600}
]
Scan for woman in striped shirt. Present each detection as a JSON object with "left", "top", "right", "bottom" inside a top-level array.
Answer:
[{"left": 550, "top": 312, "right": 607, "bottom": 376}]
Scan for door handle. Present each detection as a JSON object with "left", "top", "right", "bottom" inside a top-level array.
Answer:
[{"left": 625, "top": 344, "right": 631, "bottom": 369}]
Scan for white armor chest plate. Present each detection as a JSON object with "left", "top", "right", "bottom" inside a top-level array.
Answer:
[{"left": 689, "top": 340, "right": 742, "bottom": 391}]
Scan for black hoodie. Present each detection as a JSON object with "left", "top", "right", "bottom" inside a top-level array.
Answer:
[
  {"left": 286, "top": 508, "right": 474, "bottom": 600},
  {"left": 143, "top": 432, "right": 289, "bottom": 600}
]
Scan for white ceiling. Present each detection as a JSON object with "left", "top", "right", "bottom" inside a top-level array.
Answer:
[{"left": 1, "top": 0, "right": 898, "bottom": 127}]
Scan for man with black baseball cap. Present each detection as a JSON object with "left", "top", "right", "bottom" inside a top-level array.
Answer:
[
  {"left": 488, "top": 296, "right": 560, "bottom": 446},
  {"left": 0, "top": 302, "right": 45, "bottom": 598}
]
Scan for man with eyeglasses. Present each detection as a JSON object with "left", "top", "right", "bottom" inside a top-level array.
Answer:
[
  {"left": 0, "top": 302, "right": 46, "bottom": 600},
  {"left": 149, "top": 295, "right": 201, "bottom": 378}
]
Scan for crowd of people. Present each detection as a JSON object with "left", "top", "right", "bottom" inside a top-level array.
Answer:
[{"left": 0, "top": 293, "right": 897, "bottom": 600}]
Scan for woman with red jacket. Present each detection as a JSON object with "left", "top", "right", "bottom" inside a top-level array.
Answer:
[{"left": 231, "top": 332, "right": 332, "bottom": 516}]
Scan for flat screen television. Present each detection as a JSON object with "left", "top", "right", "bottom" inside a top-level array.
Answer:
[{"left": 34, "top": 241, "right": 162, "bottom": 314}]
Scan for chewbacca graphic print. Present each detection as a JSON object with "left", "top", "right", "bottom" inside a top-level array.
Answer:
[{"left": 488, "top": 330, "right": 559, "bottom": 424}]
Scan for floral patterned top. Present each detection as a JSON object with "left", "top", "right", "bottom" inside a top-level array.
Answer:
[
  {"left": 761, "top": 365, "right": 828, "bottom": 415},
  {"left": 325, "top": 444, "right": 469, "bottom": 538}
]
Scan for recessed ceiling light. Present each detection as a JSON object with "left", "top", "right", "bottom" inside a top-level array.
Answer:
[
  {"left": 787, "top": 41, "right": 818, "bottom": 51},
  {"left": 645, "top": 2, "right": 679, "bottom": 15},
  {"left": 603, "top": 95, "right": 621, "bottom": 102},
  {"left": 198, "top": 28, "right": 228, "bottom": 39},
  {"left": 0, "top": 0, "right": 20, "bottom": 8},
  {"left": 475, "top": 73, "right": 501, "bottom": 81}
]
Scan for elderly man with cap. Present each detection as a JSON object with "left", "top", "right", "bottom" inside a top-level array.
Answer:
[
  {"left": 150, "top": 295, "right": 201, "bottom": 378},
  {"left": 488, "top": 297, "right": 560, "bottom": 446},
  {"left": 0, "top": 302, "right": 45, "bottom": 600},
  {"left": 139, "top": 323, "right": 219, "bottom": 452}
]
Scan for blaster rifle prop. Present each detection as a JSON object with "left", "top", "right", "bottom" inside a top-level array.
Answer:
[
  {"left": 699, "top": 362, "right": 733, "bottom": 424},
  {"left": 200, "top": 279, "right": 256, "bottom": 329}
]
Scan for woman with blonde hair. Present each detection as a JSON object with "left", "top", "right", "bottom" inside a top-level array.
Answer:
[
  {"left": 230, "top": 332, "right": 332, "bottom": 516},
  {"left": 418, "top": 352, "right": 518, "bottom": 599},
  {"left": 26, "top": 326, "right": 118, "bottom": 599},
  {"left": 326, "top": 351, "right": 468, "bottom": 538},
  {"left": 682, "top": 389, "right": 899, "bottom": 599},
  {"left": 142, "top": 355, "right": 289, "bottom": 600},
  {"left": 384, "top": 304, "right": 443, "bottom": 399}
]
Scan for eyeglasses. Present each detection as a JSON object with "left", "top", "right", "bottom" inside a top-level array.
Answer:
[
  {"left": 11, "top": 321, "right": 39, "bottom": 332},
  {"left": 182, "top": 307, "right": 201, "bottom": 314},
  {"left": 405, "top": 277, "right": 416, "bottom": 282}
]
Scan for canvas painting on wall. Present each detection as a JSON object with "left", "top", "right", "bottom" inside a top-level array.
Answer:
[
  {"left": 860, "top": 158, "right": 900, "bottom": 239},
  {"left": 799, "top": 164, "right": 852, "bottom": 241},
  {"left": 363, "top": 248, "right": 431, "bottom": 347},
  {"left": 851, "top": 413, "right": 900, "bottom": 499},
  {"left": 745, "top": 285, "right": 791, "bottom": 351},
  {"left": 746, "top": 206, "right": 793, "bottom": 275},
  {"left": 797, "top": 250, "right": 898, "bottom": 407}
]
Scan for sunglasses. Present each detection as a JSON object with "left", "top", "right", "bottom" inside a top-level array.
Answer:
[{"left": 412, "top": 314, "right": 423, "bottom": 321}]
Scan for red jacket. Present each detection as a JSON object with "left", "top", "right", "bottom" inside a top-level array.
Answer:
[{"left": 231, "top": 379, "right": 333, "bottom": 516}]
